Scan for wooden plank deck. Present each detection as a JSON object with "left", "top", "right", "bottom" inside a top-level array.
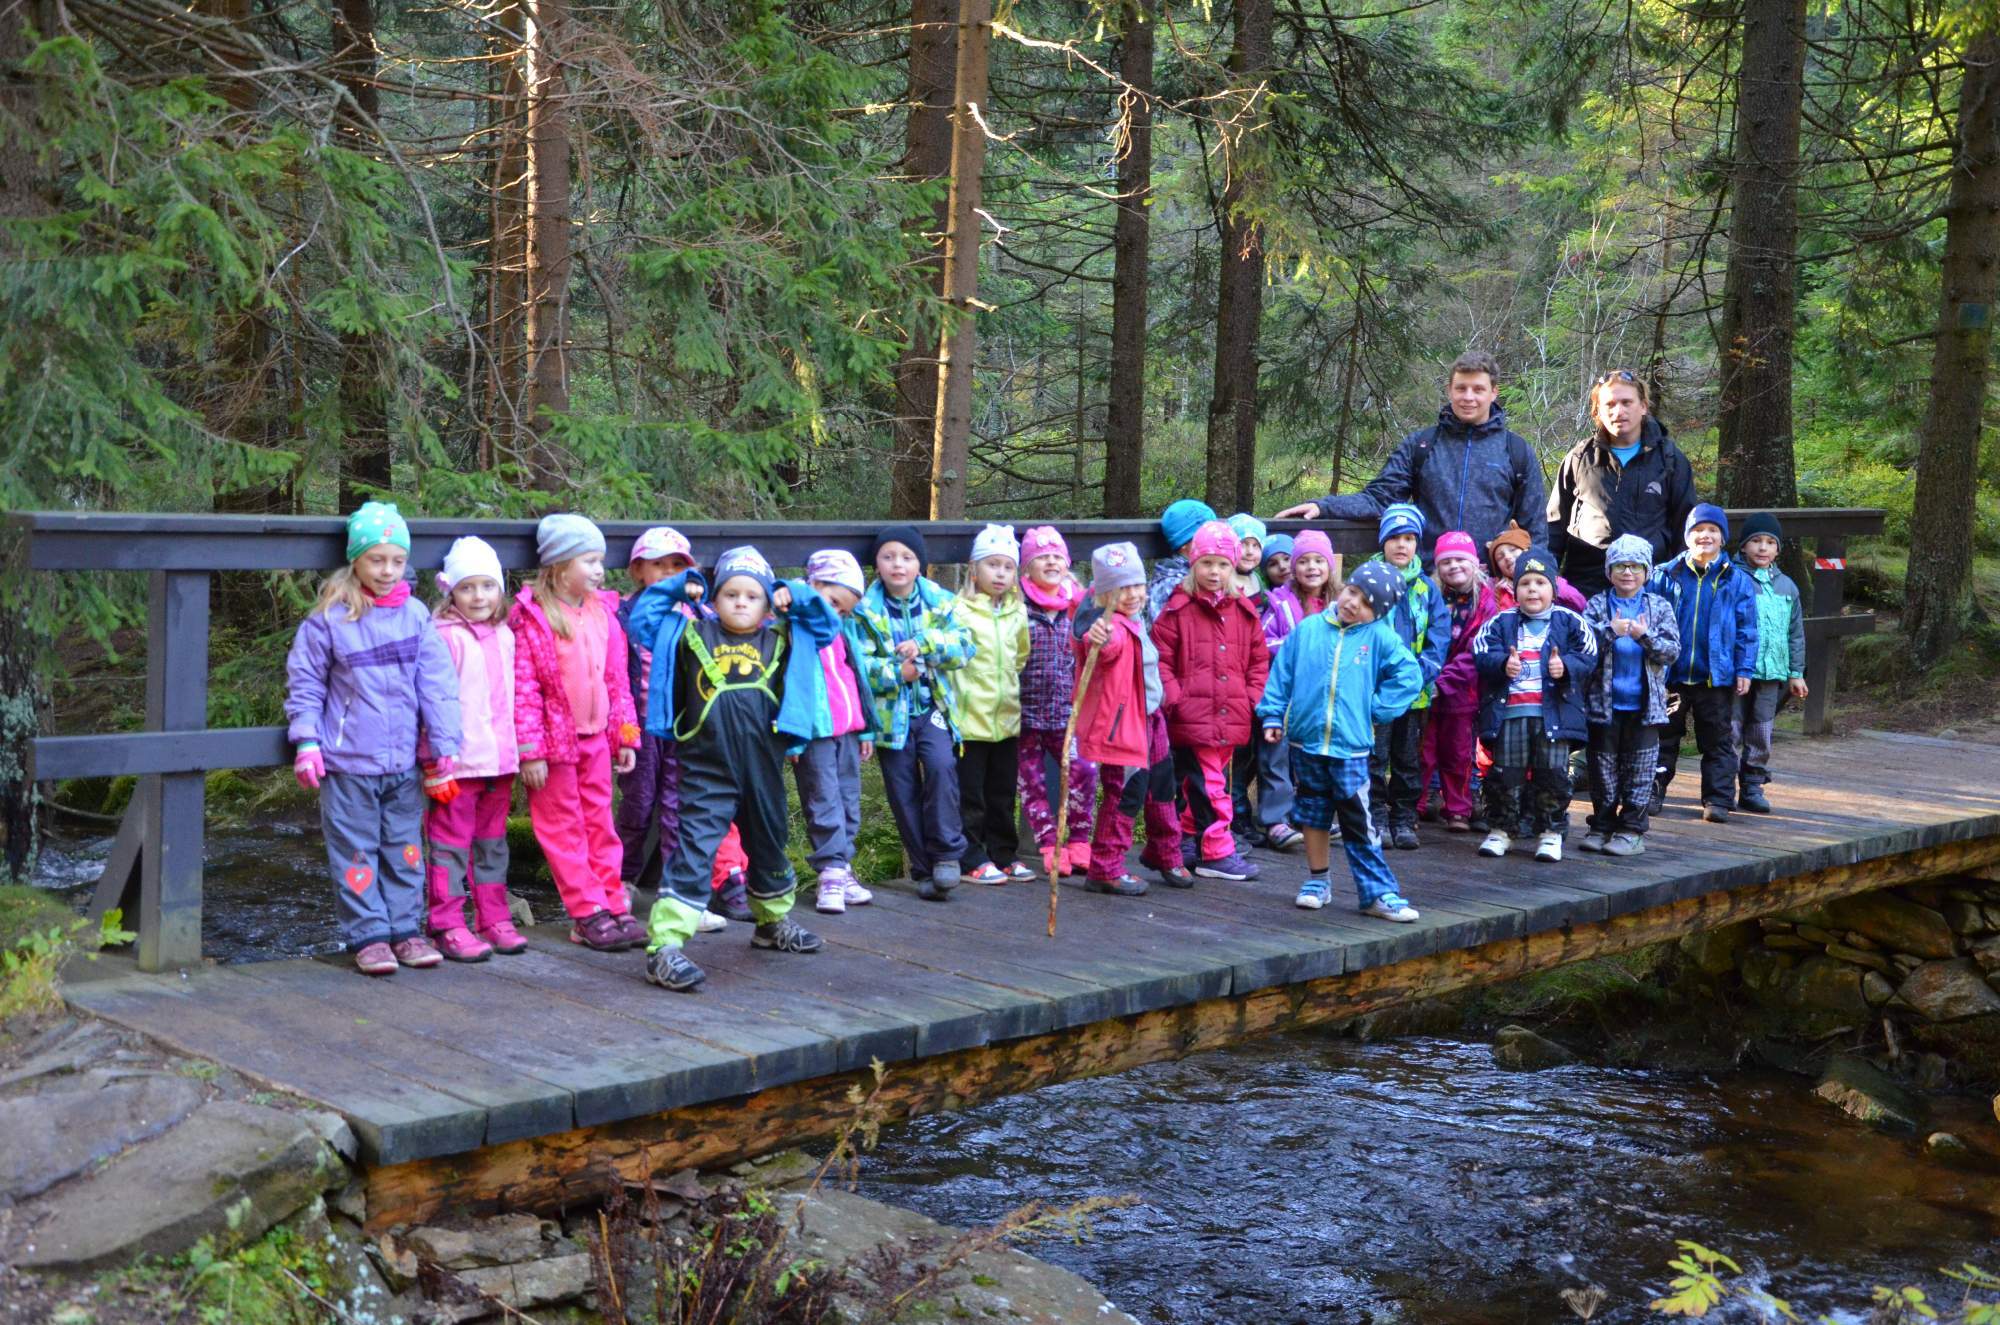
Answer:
[{"left": 63, "top": 730, "right": 2000, "bottom": 1205}]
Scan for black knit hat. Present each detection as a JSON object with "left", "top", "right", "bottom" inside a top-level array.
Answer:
[
  {"left": 872, "top": 523, "right": 928, "bottom": 567},
  {"left": 1738, "top": 511, "right": 1782, "bottom": 548}
]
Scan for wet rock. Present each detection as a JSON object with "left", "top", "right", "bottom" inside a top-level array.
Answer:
[
  {"left": 1762, "top": 933, "right": 1816, "bottom": 951},
  {"left": 1894, "top": 960, "right": 2000, "bottom": 1022},
  {"left": 1822, "top": 893, "right": 1958, "bottom": 960},
  {"left": 10, "top": 1100, "right": 335, "bottom": 1270},
  {"left": 1892, "top": 953, "right": 1924, "bottom": 975},
  {"left": 730, "top": 1148, "right": 821, "bottom": 1187},
  {"left": 1839, "top": 931, "right": 1880, "bottom": 951},
  {"left": 0, "top": 1074, "right": 205, "bottom": 1202},
  {"left": 1783, "top": 958, "right": 1871, "bottom": 1034},
  {"left": 1342, "top": 997, "right": 1467, "bottom": 1041},
  {"left": 1814, "top": 1056, "right": 1925, "bottom": 1131},
  {"left": 1491, "top": 1025, "right": 1578, "bottom": 1071},
  {"left": 507, "top": 891, "right": 534, "bottom": 928},
  {"left": 1796, "top": 925, "right": 1839, "bottom": 945},
  {"left": 1944, "top": 900, "right": 1994, "bottom": 935},
  {"left": 778, "top": 1186, "right": 1143, "bottom": 1325},
  {"left": 1679, "top": 922, "right": 1755, "bottom": 976},
  {"left": 1969, "top": 936, "right": 2000, "bottom": 978},
  {"left": 1925, "top": 1132, "right": 1972, "bottom": 1165},
  {"left": 407, "top": 1213, "right": 548, "bottom": 1268},
  {"left": 1826, "top": 942, "right": 1896, "bottom": 976},
  {"left": 1862, "top": 972, "right": 1897, "bottom": 1007},
  {"left": 1739, "top": 946, "right": 1795, "bottom": 991}
]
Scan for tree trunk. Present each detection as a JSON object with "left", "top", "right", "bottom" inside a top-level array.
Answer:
[
  {"left": 891, "top": 0, "right": 956, "bottom": 519},
  {"left": 332, "top": 0, "right": 391, "bottom": 509},
  {"left": 485, "top": 0, "right": 529, "bottom": 471},
  {"left": 1712, "top": 0, "right": 1804, "bottom": 511},
  {"left": 1905, "top": 32, "right": 2000, "bottom": 667},
  {"left": 1101, "top": 0, "right": 1153, "bottom": 519},
  {"left": 522, "top": 0, "right": 571, "bottom": 489},
  {"left": 928, "top": 0, "right": 990, "bottom": 521},
  {"left": 1204, "top": 0, "right": 1270, "bottom": 514}
]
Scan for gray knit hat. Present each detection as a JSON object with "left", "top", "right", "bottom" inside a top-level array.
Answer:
[
  {"left": 1604, "top": 533, "right": 1654, "bottom": 572},
  {"left": 536, "top": 513, "right": 606, "bottom": 567},
  {"left": 1088, "top": 541, "right": 1146, "bottom": 595}
]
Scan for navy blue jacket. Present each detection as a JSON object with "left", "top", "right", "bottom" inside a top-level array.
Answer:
[
  {"left": 1648, "top": 551, "right": 1759, "bottom": 688},
  {"left": 1470, "top": 605, "right": 1600, "bottom": 744},
  {"left": 1314, "top": 404, "right": 1548, "bottom": 561}
]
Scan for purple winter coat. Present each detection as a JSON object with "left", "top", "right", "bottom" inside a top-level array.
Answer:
[{"left": 286, "top": 595, "right": 462, "bottom": 776}]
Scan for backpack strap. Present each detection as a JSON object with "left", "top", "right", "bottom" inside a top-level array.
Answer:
[{"left": 674, "top": 627, "right": 786, "bottom": 743}]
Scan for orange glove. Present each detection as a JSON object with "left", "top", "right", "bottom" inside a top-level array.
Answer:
[{"left": 422, "top": 757, "right": 460, "bottom": 805}]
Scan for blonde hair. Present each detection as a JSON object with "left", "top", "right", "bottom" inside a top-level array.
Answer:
[
  {"left": 436, "top": 581, "right": 510, "bottom": 627},
  {"left": 315, "top": 566, "right": 374, "bottom": 622},
  {"left": 532, "top": 561, "right": 602, "bottom": 639}
]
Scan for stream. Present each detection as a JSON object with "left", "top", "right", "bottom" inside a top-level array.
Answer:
[{"left": 31, "top": 828, "right": 2000, "bottom": 1322}]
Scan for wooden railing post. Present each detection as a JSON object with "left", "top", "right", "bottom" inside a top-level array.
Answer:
[
  {"left": 136, "top": 570, "right": 209, "bottom": 970},
  {"left": 1803, "top": 534, "right": 1846, "bottom": 736}
]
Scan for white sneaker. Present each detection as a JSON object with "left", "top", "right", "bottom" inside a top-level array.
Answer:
[
  {"left": 696, "top": 910, "right": 729, "bottom": 933},
  {"left": 815, "top": 875, "right": 847, "bottom": 914},
  {"left": 1362, "top": 895, "right": 1420, "bottom": 923},
  {"left": 839, "top": 866, "right": 873, "bottom": 906},
  {"left": 1478, "top": 831, "right": 1511, "bottom": 857},
  {"left": 1294, "top": 877, "right": 1331, "bottom": 910},
  {"left": 1535, "top": 832, "right": 1563, "bottom": 863},
  {"left": 1579, "top": 830, "right": 1607, "bottom": 853}
]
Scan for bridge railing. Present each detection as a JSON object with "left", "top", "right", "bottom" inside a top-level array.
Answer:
[{"left": 12, "top": 507, "right": 1883, "bottom": 970}]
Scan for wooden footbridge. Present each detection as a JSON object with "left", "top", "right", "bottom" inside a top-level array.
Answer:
[{"left": 27, "top": 510, "right": 1983, "bottom": 1235}]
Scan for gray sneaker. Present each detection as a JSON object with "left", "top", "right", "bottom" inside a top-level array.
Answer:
[
  {"left": 645, "top": 947, "right": 705, "bottom": 992},
  {"left": 1579, "top": 830, "right": 1608, "bottom": 853},
  {"left": 932, "top": 860, "right": 961, "bottom": 891},
  {"left": 752, "top": 917, "right": 824, "bottom": 953},
  {"left": 1603, "top": 832, "right": 1645, "bottom": 857}
]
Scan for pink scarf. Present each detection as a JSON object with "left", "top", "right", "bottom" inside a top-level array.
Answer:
[
  {"left": 1022, "top": 575, "right": 1083, "bottom": 614},
  {"left": 366, "top": 581, "right": 413, "bottom": 609}
]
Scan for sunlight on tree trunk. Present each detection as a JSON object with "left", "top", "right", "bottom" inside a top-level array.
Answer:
[
  {"left": 929, "top": 0, "right": 990, "bottom": 522},
  {"left": 892, "top": 0, "right": 956, "bottom": 520}
]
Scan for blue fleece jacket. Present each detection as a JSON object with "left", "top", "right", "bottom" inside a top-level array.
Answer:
[
  {"left": 1255, "top": 613, "right": 1422, "bottom": 759},
  {"left": 1648, "top": 551, "right": 1759, "bottom": 687}
]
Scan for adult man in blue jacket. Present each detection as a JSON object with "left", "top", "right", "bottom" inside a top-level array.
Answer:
[{"left": 1275, "top": 351, "right": 1548, "bottom": 563}]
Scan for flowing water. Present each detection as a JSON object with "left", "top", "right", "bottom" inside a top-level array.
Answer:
[{"left": 31, "top": 829, "right": 2000, "bottom": 1322}]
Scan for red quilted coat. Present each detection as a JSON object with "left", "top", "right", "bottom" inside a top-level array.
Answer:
[
  {"left": 512, "top": 586, "right": 639, "bottom": 766},
  {"left": 1153, "top": 586, "right": 1269, "bottom": 748},
  {"left": 1072, "top": 610, "right": 1151, "bottom": 768}
]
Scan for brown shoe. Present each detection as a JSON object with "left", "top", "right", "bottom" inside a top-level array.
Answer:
[
  {"left": 390, "top": 936, "right": 443, "bottom": 968},
  {"left": 569, "top": 909, "right": 627, "bottom": 952}
]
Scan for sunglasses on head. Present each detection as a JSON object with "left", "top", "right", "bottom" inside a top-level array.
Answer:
[{"left": 1596, "top": 369, "right": 1637, "bottom": 386}]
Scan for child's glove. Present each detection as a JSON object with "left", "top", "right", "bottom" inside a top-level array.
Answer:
[
  {"left": 294, "top": 744, "right": 324, "bottom": 792},
  {"left": 422, "top": 756, "right": 459, "bottom": 804},
  {"left": 618, "top": 722, "right": 643, "bottom": 749}
]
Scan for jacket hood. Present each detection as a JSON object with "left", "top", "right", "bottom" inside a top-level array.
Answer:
[
  {"left": 1591, "top": 412, "right": 1672, "bottom": 454},
  {"left": 1435, "top": 401, "right": 1509, "bottom": 440}
]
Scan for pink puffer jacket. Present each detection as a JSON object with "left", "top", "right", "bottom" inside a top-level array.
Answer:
[{"left": 512, "top": 587, "right": 638, "bottom": 765}]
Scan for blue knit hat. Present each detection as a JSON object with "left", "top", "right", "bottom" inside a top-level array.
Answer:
[
  {"left": 1348, "top": 560, "right": 1403, "bottom": 617},
  {"left": 1227, "top": 513, "right": 1268, "bottom": 547},
  {"left": 1262, "top": 533, "right": 1294, "bottom": 562},
  {"left": 1685, "top": 503, "right": 1729, "bottom": 545},
  {"left": 712, "top": 545, "right": 774, "bottom": 598},
  {"left": 1160, "top": 499, "right": 1217, "bottom": 551},
  {"left": 1604, "top": 533, "right": 1654, "bottom": 572},
  {"left": 1378, "top": 502, "right": 1424, "bottom": 546},
  {"left": 1513, "top": 546, "right": 1559, "bottom": 585}
]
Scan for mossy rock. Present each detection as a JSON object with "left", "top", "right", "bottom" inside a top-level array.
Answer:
[{"left": 0, "top": 884, "right": 76, "bottom": 949}]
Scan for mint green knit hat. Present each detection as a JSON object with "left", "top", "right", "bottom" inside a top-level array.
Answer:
[{"left": 345, "top": 501, "right": 411, "bottom": 563}]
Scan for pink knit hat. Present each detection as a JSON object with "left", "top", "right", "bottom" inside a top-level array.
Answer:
[
  {"left": 1189, "top": 520, "right": 1241, "bottom": 564},
  {"left": 1434, "top": 530, "right": 1479, "bottom": 567},
  {"left": 1291, "top": 529, "right": 1335, "bottom": 564},
  {"left": 1021, "top": 525, "right": 1069, "bottom": 566}
]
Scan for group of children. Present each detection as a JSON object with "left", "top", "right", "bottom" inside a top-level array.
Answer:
[{"left": 284, "top": 495, "right": 1807, "bottom": 988}]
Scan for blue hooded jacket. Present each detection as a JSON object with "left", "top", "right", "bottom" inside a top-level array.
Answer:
[
  {"left": 1648, "top": 551, "right": 1759, "bottom": 687},
  {"left": 1255, "top": 612, "right": 1422, "bottom": 760},
  {"left": 624, "top": 569, "right": 840, "bottom": 751}
]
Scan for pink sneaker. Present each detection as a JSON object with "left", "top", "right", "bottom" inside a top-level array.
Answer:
[
  {"left": 477, "top": 920, "right": 528, "bottom": 954},
  {"left": 390, "top": 936, "right": 443, "bottom": 968},
  {"left": 354, "top": 942, "right": 397, "bottom": 976},
  {"left": 433, "top": 927, "right": 492, "bottom": 963},
  {"left": 610, "top": 912, "right": 648, "bottom": 949}
]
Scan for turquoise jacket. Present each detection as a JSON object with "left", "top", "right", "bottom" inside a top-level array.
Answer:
[
  {"left": 851, "top": 576, "right": 976, "bottom": 749},
  {"left": 624, "top": 570, "right": 839, "bottom": 751},
  {"left": 1362, "top": 553, "right": 1449, "bottom": 709},
  {"left": 1255, "top": 612, "right": 1422, "bottom": 760},
  {"left": 1747, "top": 564, "right": 1806, "bottom": 681}
]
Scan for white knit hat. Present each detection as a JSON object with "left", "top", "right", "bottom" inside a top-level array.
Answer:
[
  {"left": 436, "top": 536, "right": 505, "bottom": 594},
  {"left": 971, "top": 523, "right": 1020, "bottom": 565}
]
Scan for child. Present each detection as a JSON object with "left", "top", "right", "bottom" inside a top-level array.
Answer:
[
  {"left": 957, "top": 524, "right": 1032, "bottom": 885},
  {"left": 1473, "top": 546, "right": 1599, "bottom": 861},
  {"left": 285, "top": 502, "right": 462, "bottom": 975},
  {"left": 794, "top": 549, "right": 878, "bottom": 915},
  {"left": 1734, "top": 513, "right": 1807, "bottom": 814},
  {"left": 1262, "top": 528, "right": 1336, "bottom": 650},
  {"left": 1257, "top": 560, "right": 1423, "bottom": 922},
  {"left": 1581, "top": 534, "right": 1681, "bottom": 855},
  {"left": 1366, "top": 504, "right": 1447, "bottom": 849},
  {"left": 854, "top": 524, "right": 976, "bottom": 901},
  {"left": 1649, "top": 504, "right": 1759, "bottom": 822},
  {"left": 1260, "top": 534, "right": 1294, "bottom": 594},
  {"left": 1226, "top": 517, "right": 1300, "bottom": 852},
  {"left": 615, "top": 527, "right": 728, "bottom": 935},
  {"left": 1418, "top": 530, "right": 1499, "bottom": 833},
  {"left": 1074, "top": 542, "right": 1186, "bottom": 892},
  {"left": 1155, "top": 520, "right": 1271, "bottom": 881},
  {"left": 1228, "top": 513, "right": 1268, "bottom": 594},
  {"left": 422, "top": 536, "right": 521, "bottom": 961},
  {"left": 1487, "top": 523, "right": 1587, "bottom": 613},
  {"left": 1017, "top": 526, "right": 1096, "bottom": 877},
  {"left": 1147, "top": 499, "right": 1217, "bottom": 623},
  {"left": 513, "top": 514, "right": 644, "bottom": 952},
  {"left": 625, "top": 547, "right": 836, "bottom": 991}
]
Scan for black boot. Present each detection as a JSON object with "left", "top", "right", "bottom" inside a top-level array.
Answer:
[
  {"left": 1738, "top": 786, "right": 1772, "bottom": 814},
  {"left": 710, "top": 869, "right": 755, "bottom": 923}
]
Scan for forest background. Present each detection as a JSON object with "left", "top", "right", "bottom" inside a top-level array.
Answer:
[{"left": 0, "top": 0, "right": 1996, "bottom": 880}]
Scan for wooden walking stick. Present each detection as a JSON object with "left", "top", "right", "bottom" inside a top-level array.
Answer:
[{"left": 1045, "top": 637, "right": 1103, "bottom": 938}]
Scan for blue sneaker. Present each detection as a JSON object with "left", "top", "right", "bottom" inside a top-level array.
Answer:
[
  {"left": 1361, "top": 894, "right": 1419, "bottom": 923},
  {"left": 1194, "top": 851, "right": 1260, "bottom": 881},
  {"left": 1294, "top": 877, "right": 1331, "bottom": 910}
]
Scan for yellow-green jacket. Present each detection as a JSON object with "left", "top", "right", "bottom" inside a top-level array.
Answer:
[{"left": 954, "top": 585, "right": 1029, "bottom": 743}]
